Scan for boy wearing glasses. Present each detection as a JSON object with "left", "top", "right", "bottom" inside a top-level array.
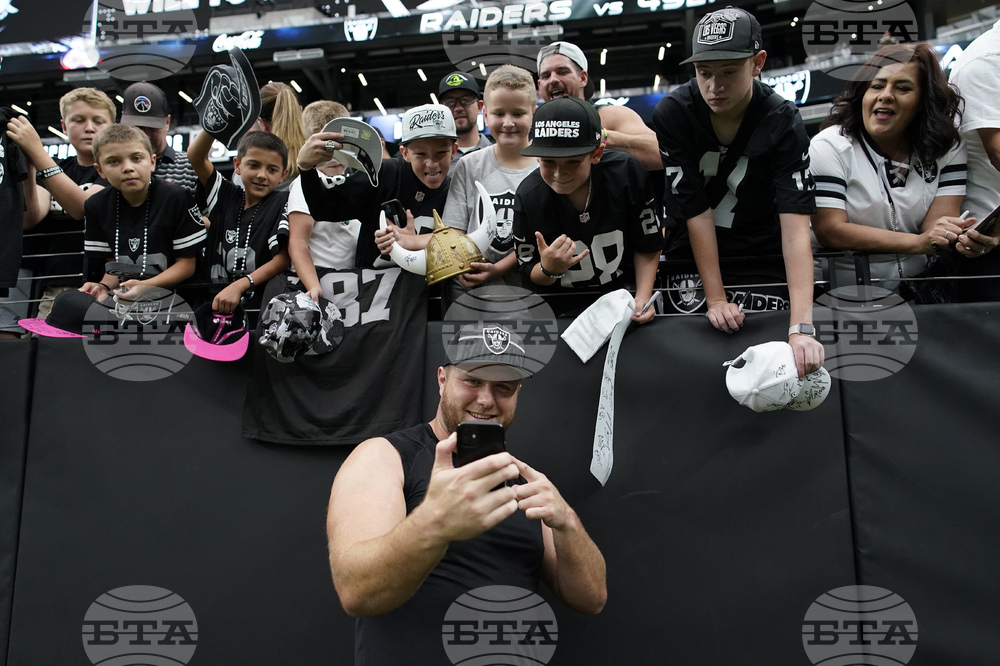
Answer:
[{"left": 439, "top": 72, "right": 493, "bottom": 159}]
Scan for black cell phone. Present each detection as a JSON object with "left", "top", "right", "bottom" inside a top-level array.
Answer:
[
  {"left": 453, "top": 421, "right": 506, "bottom": 467},
  {"left": 380, "top": 199, "right": 406, "bottom": 229},
  {"left": 966, "top": 204, "right": 1000, "bottom": 238}
]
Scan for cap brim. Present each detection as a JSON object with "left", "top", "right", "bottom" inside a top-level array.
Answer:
[
  {"left": 521, "top": 143, "right": 599, "bottom": 158},
  {"left": 454, "top": 362, "right": 531, "bottom": 381},
  {"left": 402, "top": 132, "right": 457, "bottom": 145},
  {"left": 681, "top": 51, "right": 756, "bottom": 65},
  {"left": 322, "top": 118, "right": 383, "bottom": 187},
  {"left": 183, "top": 323, "right": 249, "bottom": 362},
  {"left": 18, "top": 317, "right": 86, "bottom": 338},
  {"left": 120, "top": 113, "right": 167, "bottom": 129}
]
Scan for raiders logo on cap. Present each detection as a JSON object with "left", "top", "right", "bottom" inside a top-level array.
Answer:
[{"left": 698, "top": 11, "right": 737, "bottom": 44}]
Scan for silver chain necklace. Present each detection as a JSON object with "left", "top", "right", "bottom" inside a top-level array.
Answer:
[
  {"left": 579, "top": 176, "right": 592, "bottom": 223},
  {"left": 114, "top": 181, "right": 153, "bottom": 278},
  {"left": 232, "top": 191, "right": 261, "bottom": 278}
]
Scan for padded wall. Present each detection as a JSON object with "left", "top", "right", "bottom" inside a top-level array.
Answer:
[
  {"left": 0, "top": 340, "right": 33, "bottom": 666},
  {"left": 9, "top": 306, "right": 997, "bottom": 664}
]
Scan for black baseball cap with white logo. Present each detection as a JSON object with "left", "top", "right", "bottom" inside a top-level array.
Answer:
[
  {"left": 121, "top": 82, "right": 169, "bottom": 129},
  {"left": 438, "top": 71, "right": 481, "bottom": 98},
  {"left": 521, "top": 96, "right": 602, "bottom": 158},
  {"left": 681, "top": 6, "right": 762, "bottom": 65}
]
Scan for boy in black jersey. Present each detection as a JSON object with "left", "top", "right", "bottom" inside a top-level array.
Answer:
[
  {"left": 297, "top": 104, "right": 457, "bottom": 268},
  {"left": 80, "top": 125, "right": 206, "bottom": 300},
  {"left": 652, "top": 7, "right": 823, "bottom": 376},
  {"left": 188, "top": 129, "right": 290, "bottom": 313},
  {"left": 513, "top": 96, "right": 663, "bottom": 322}
]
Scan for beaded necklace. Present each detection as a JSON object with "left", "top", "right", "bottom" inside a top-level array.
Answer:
[
  {"left": 579, "top": 176, "right": 592, "bottom": 223},
  {"left": 114, "top": 181, "right": 153, "bottom": 278},
  {"left": 232, "top": 191, "right": 261, "bottom": 278}
]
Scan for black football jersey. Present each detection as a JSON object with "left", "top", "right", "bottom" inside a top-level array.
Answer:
[
  {"left": 653, "top": 79, "right": 816, "bottom": 258},
  {"left": 513, "top": 150, "right": 664, "bottom": 292},
  {"left": 0, "top": 108, "right": 29, "bottom": 289},
  {"left": 83, "top": 180, "right": 206, "bottom": 278},
  {"left": 200, "top": 168, "right": 289, "bottom": 281},
  {"left": 300, "top": 154, "right": 450, "bottom": 268}
]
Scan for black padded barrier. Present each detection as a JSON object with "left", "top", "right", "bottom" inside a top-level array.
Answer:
[
  {"left": 0, "top": 340, "right": 34, "bottom": 666},
  {"left": 841, "top": 304, "right": 1000, "bottom": 666},
  {"left": 4, "top": 308, "right": 894, "bottom": 665}
]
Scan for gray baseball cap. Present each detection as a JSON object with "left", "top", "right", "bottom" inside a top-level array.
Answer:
[{"left": 446, "top": 323, "right": 531, "bottom": 381}]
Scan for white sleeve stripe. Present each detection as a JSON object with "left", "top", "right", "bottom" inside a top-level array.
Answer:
[
  {"left": 173, "top": 229, "right": 207, "bottom": 250},
  {"left": 815, "top": 196, "right": 847, "bottom": 210},
  {"left": 205, "top": 172, "right": 223, "bottom": 215},
  {"left": 85, "top": 241, "right": 112, "bottom": 252}
]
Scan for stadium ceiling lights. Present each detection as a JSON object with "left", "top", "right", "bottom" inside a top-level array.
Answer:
[
  {"left": 178, "top": 91, "right": 193, "bottom": 103},
  {"left": 358, "top": 73, "right": 368, "bottom": 86},
  {"left": 417, "top": 68, "right": 427, "bottom": 82},
  {"left": 48, "top": 126, "right": 69, "bottom": 140},
  {"left": 373, "top": 97, "right": 387, "bottom": 115},
  {"left": 290, "top": 80, "right": 303, "bottom": 93}
]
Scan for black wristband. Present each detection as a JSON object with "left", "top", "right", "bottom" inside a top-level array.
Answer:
[{"left": 539, "top": 264, "right": 565, "bottom": 280}]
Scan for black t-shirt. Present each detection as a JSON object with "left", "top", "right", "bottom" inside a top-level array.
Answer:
[
  {"left": 513, "top": 150, "right": 664, "bottom": 293},
  {"left": 199, "top": 168, "right": 289, "bottom": 282},
  {"left": 356, "top": 422, "right": 544, "bottom": 666},
  {"left": 22, "top": 156, "right": 109, "bottom": 288},
  {"left": 300, "top": 154, "right": 450, "bottom": 268},
  {"left": 0, "top": 108, "right": 29, "bottom": 289},
  {"left": 83, "top": 180, "right": 206, "bottom": 279},
  {"left": 653, "top": 78, "right": 816, "bottom": 259}
]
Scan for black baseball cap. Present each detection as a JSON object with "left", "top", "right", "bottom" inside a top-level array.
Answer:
[
  {"left": 18, "top": 290, "right": 95, "bottom": 338},
  {"left": 681, "top": 6, "right": 762, "bottom": 65},
  {"left": 121, "top": 82, "right": 169, "bottom": 129},
  {"left": 446, "top": 323, "right": 531, "bottom": 381},
  {"left": 438, "top": 72, "right": 481, "bottom": 99},
  {"left": 521, "top": 96, "right": 602, "bottom": 158}
]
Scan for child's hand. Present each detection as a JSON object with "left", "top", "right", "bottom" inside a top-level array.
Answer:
[
  {"left": 458, "top": 261, "right": 498, "bottom": 288},
  {"left": 80, "top": 282, "right": 113, "bottom": 302},
  {"left": 375, "top": 223, "right": 398, "bottom": 255},
  {"left": 212, "top": 280, "right": 247, "bottom": 313},
  {"left": 307, "top": 286, "right": 322, "bottom": 303},
  {"left": 298, "top": 131, "right": 348, "bottom": 172},
  {"left": 114, "top": 280, "right": 148, "bottom": 301},
  {"left": 5, "top": 115, "right": 44, "bottom": 159},
  {"left": 536, "top": 231, "right": 589, "bottom": 276}
]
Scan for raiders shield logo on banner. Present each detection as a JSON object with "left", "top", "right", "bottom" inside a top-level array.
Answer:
[
  {"left": 129, "top": 238, "right": 140, "bottom": 252},
  {"left": 483, "top": 326, "right": 510, "bottom": 354},
  {"left": 344, "top": 16, "right": 378, "bottom": 42},
  {"left": 226, "top": 229, "right": 238, "bottom": 245}
]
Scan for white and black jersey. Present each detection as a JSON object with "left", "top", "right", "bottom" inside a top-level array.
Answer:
[
  {"left": 811, "top": 124, "right": 967, "bottom": 287},
  {"left": 513, "top": 150, "right": 664, "bottom": 293},
  {"left": 653, "top": 79, "right": 816, "bottom": 259},
  {"left": 300, "top": 154, "right": 450, "bottom": 268},
  {"left": 0, "top": 108, "right": 29, "bottom": 290},
  {"left": 83, "top": 180, "right": 206, "bottom": 278},
  {"left": 200, "top": 168, "right": 289, "bottom": 282}
]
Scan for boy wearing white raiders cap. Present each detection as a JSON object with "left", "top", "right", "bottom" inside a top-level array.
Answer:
[
  {"left": 536, "top": 41, "right": 661, "bottom": 170},
  {"left": 297, "top": 103, "right": 458, "bottom": 268},
  {"left": 652, "top": 6, "right": 823, "bottom": 378},
  {"left": 513, "top": 96, "right": 664, "bottom": 322}
]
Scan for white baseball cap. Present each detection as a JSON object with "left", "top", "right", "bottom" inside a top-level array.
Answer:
[
  {"left": 724, "top": 341, "right": 803, "bottom": 412},
  {"left": 401, "top": 104, "right": 457, "bottom": 144},
  {"left": 785, "top": 367, "right": 832, "bottom": 411}
]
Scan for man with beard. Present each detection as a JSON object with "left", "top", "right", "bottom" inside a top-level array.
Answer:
[
  {"left": 439, "top": 71, "right": 493, "bottom": 160},
  {"left": 325, "top": 323, "right": 606, "bottom": 666},
  {"left": 536, "top": 41, "right": 661, "bottom": 170}
]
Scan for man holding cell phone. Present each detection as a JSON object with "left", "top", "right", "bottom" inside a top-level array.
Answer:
[{"left": 325, "top": 323, "right": 606, "bottom": 665}]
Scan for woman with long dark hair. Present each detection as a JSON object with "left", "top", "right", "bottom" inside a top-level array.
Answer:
[{"left": 810, "top": 43, "right": 995, "bottom": 290}]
